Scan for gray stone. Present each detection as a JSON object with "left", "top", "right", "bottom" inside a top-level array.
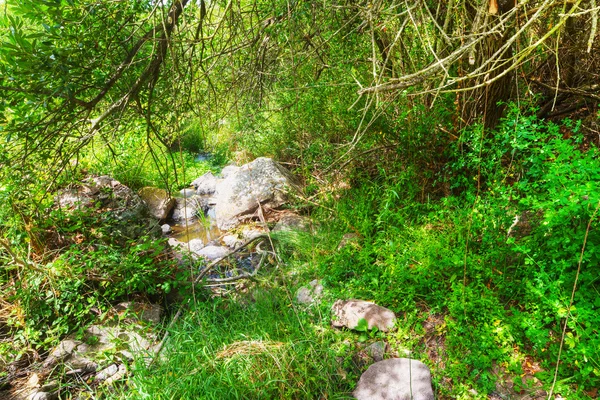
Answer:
[
  {"left": 55, "top": 176, "right": 158, "bottom": 240},
  {"left": 241, "top": 226, "right": 266, "bottom": 241},
  {"left": 104, "top": 364, "right": 127, "bottom": 385},
  {"left": 191, "top": 172, "right": 218, "bottom": 195},
  {"left": 96, "top": 364, "right": 119, "bottom": 382},
  {"left": 43, "top": 339, "right": 79, "bottom": 368},
  {"left": 365, "top": 341, "right": 387, "bottom": 362},
  {"left": 138, "top": 187, "right": 175, "bottom": 222},
  {"left": 171, "top": 196, "right": 205, "bottom": 223},
  {"left": 296, "top": 280, "right": 324, "bottom": 305},
  {"left": 180, "top": 188, "right": 197, "bottom": 198},
  {"left": 332, "top": 299, "right": 396, "bottom": 332},
  {"left": 188, "top": 238, "right": 205, "bottom": 253},
  {"left": 222, "top": 234, "right": 243, "bottom": 249},
  {"left": 28, "top": 392, "right": 57, "bottom": 400},
  {"left": 161, "top": 224, "right": 172, "bottom": 235},
  {"left": 220, "top": 165, "right": 240, "bottom": 179},
  {"left": 168, "top": 237, "right": 184, "bottom": 248},
  {"left": 353, "top": 358, "right": 434, "bottom": 400},
  {"left": 196, "top": 245, "right": 230, "bottom": 260},
  {"left": 213, "top": 158, "right": 299, "bottom": 230}
]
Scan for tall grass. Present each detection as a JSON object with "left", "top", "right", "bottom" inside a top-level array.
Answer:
[{"left": 122, "top": 286, "right": 354, "bottom": 399}]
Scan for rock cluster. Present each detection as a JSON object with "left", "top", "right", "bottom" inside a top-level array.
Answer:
[{"left": 19, "top": 302, "right": 162, "bottom": 400}]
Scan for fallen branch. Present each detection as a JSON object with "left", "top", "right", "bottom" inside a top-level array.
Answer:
[{"left": 148, "top": 233, "right": 269, "bottom": 367}]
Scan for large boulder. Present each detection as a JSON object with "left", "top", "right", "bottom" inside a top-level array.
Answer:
[
  {"left": 138, "top": 187, "right": 175, "bottom": 222},
  {"left": 213, "top": 158, "right": 299, "bottom": 230},
  {"left": 55, "top": 176, "right": 158, "bottom": 240},
  {"left": 331, "top": 299, "right": 396, "bottom": 332},
  {"left": 56, "top": 176, "right": 146, "bottom": 219},
  {"left": 191, "top": 171, "right": 218, "bottom": 195},
  {"left": 353, "top": 358, "right": 434, "bottom": 400}
]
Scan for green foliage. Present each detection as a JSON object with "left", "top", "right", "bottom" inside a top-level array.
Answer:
[
  {"left": 264, "top": 106, "right": 600, "bottom": 397},
  {"left": 122, "top": 290, "right": 353, "bottom": 399},
  {"left": 1, "top": 193, "right": 179, "bottom": 349}
]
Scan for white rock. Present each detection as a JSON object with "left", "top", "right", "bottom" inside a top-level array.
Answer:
[
  {"left": 214, "top": 158, "right": 299, "bottom": 230},
  {"left": 28, "top": 392, "right": 56, "bottom": 400},
  {"left": 222, "top": 234, "right": 243, "bottom": 249},
  {"left": 161, "top": 224, "right": 172, "bottom": 234},
  {"left": 241, "top": 227, "right": 266, "bottom": 241},
  {"left": 296, "top": 280, "right": 324, "bottom": 304},
  {"left": 220, "top": 165, "right": 240, "bottom": 179},
  {"left": 196, "top": 245, "right": 230, "bottom": 260},
  {"left": 191, "top": 172, "right": 218, "bottom": 195},
  {"left": 96, "top": 364, "right": 119, "bottom": 382},
  {"left": 180, "top": 188, "right": 196, "bottom": 198},
  {"left": 331, "top": 299, "right": 396, "bottom": 332},
  {"left": 353, "top": 358, "right": 434, "bottom": 400},
  {"left": 104, "top": 364, "right": 127, "bottom": 386},
  {"left": 168, "top": 237, "right": 184, "bottom": 248},
  {"left": 138, "top": 187, "right": 175, "bottom": 221}
]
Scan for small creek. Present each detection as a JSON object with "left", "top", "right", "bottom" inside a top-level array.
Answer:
[{"left": 169, "top": 205, "right": 222, "bottom": 243}]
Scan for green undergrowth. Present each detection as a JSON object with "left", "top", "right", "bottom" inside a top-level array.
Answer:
[
  {"left": 118, "top": 109, "right": 599, "bottom": 399},
  {"left": 121, "top": 286, "right": 354, "bottom": 399},
  {"left": 82, "top": 131, "right": 227, "bottom": 191},
  {"left": 302, "top": 108, "right": 600, "bottom": 398}
]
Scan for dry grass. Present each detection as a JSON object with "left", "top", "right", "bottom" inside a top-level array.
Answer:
[{"left": 215, "top": 340, "right": 285, "bottom": 359}]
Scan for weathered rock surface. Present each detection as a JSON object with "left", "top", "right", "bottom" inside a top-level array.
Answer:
[
  {"left": 188, "top": 238, "right": 205, "bottom": 253},
  {"left": 296, "top": 280, "right": 324, "bottom": 305},
  {"left": 213, "top": 158, "right": 299, "bottom": 230},
  {"left": 220, "top": 165, "right": 240, "bottom": 179},
  {"left": 353, "top": 358, "right": 434, "bottom": 400},
  {"left": 331, "top": 299, "right": 396, "bottom": 332},
  {"left": 241, "top": 226, "right": 267, "bottom": 241},
  {"left": 96, "top": 364, "right": 119, "bottom": 382},
  {"left": 28, "top": 392, "right": 57, "bottom": 400},
  {"left": 161, "top": 224, "right": 172, "bottom": 235},
  {"left": 171, "top": 196, "right": 207, "bottom": 223},
  {"left": 54, "top": 176, "right": 158, "bottom": 240},
  {"left": 196, "top": 245, "right": 230, "bottom": 260},
  {"left": 138, "top": 187, "right": 175, "bottom": 222},
  {"left": 57, "top": 176, "right": 144, "bottom": 217},
  {"left": 180, "top": 188, "right": 196, "bottom": 198},
  {"left": 191, "top": 172, "right": 218, "bottom": 195},
  {"left": 222, "top": 234, "right": 243, "bottom": 249}
]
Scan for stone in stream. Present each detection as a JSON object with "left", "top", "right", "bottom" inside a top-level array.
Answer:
[
  {"left": 188, "top": 238, "right": 205, "bottom": 253},
  {"left": 195, "top": 245, "right": 230, "bottom": 260},
  {"left": 331, "top": 299, "right": 396, "bottom": 332},
  {"left": 180, "top": 188, "right": 196, "bottom": 198},
  {"left": 171, "top": 196, "right": 208, "bottom": 223},
  {"left": 138, "top": 187, "right": 175, "bottom": 222},
  {"left": 161, "top": 224, "right": 172, "bottom": 235},
  {"left": 213, "top": 158, "right": 300, "bottom": 230},
  {"left": 353, "top": 358, "right": 434, "bottom": 400},
  {"left": 222, "top": 234, "right": 243, "bottom": 249},
  {"left": 191, "top": 171, "right": 218, "bottom": 195}
]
